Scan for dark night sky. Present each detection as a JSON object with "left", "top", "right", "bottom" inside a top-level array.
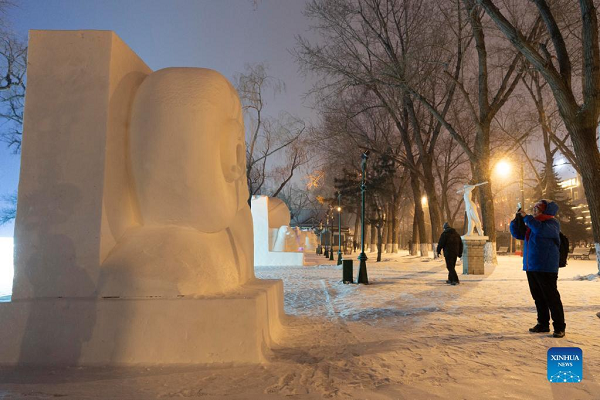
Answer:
[{"left": 0, "top": 0, "right": 318, "bottom": 236}]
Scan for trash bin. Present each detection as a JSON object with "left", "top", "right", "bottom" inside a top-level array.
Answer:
[{"left": 342, "top": 259, "right": 353, "bottom": 284}]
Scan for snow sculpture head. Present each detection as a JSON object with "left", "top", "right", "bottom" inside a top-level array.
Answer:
[
  {"left": 130, "top": 68, "right": 247, "bottom": 232},
  {"left": 99, "top": 68, "right": 254, "bottom": 297}
]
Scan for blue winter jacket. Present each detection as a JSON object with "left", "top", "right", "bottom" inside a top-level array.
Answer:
[{"left": 509, "top": 201, "right": 560, "bottom": 273}]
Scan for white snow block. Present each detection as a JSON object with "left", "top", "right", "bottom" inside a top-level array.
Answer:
[
  {"left": 12, "top": 30, "right": 152, "bottom": 299},
  {"left": 251, "top": 196, "right": 304, "bottom": 266},
  {"left": 0, "top": 279, "right": 284, "bottom": 365},
  {"left": 0, "top": 30, "right": 283, "bottom": 365}
]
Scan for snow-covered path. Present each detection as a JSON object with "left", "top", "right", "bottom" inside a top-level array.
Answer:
[{"left": 1, "top": 251, "right": 599, "bottom": 399}]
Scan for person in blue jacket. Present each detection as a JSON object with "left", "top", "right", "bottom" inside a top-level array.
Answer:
[{"left": 510, "top": 199, "right": 565, "bottom": 338}]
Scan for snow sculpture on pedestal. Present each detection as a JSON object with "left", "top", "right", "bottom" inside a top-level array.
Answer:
[
  {"left": 457, "top": 181, "right": 489, "bottom": 275},
  {"left": 0, "top": 31, "right": 283, "bottom": 366},
  {"left": 251, "top": 196, "right": 305, "bottom": 266},
  {"left": 457, "top": 182, "right": 487, "bottom": 236}
]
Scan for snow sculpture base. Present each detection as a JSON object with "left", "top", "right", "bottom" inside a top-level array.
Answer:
[
  {"left": 462, "top": 235, "right": 488, "bottom": 275},
  {"left": 0, "top": 280, "right": 283, "bottom": 365}
]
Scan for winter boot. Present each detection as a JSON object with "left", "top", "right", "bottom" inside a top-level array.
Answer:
[{"left": 529, "top": 324, "right": 550, "bottom": 333}]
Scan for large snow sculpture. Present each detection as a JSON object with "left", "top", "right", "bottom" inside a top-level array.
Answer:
[
  {"left": 0, "top": 30, "right": 283, "bottom": 365},
  {"left": 99, "top": 68, "right": 253, "bottom": 297},
  {"left": 251, "top": 196, "right": 304, "bottom": 266}
]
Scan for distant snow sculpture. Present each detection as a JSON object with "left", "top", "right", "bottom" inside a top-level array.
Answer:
[
  {"left": 457, "top": 182, "right": 487, "bottom": 236},
  {"left": 251, "top": 196, "right": 305, "bottom": 266}
]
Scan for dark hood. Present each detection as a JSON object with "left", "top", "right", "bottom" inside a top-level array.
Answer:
[{"left": 543, "top": 201, "right": 559, "bottom": 216}]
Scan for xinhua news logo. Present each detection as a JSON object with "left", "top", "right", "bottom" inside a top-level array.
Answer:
[{"left": 547, "top": 347, "right": 582, "bottom": 383}]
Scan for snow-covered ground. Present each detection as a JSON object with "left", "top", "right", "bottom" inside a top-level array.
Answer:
[{"left": 0, "top": 251, "right": 599, "bottom": 399}]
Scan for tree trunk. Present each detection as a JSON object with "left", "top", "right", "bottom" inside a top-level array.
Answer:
[
  {"left": 370, "top": 220, "right": 377, "bottom": 254},
  {"left": 385, "top": 203, "right": 393, "bottom": 253},
  {"left": 391, "top": 196, "right": 399, "bottom": 253},
  {"left": 376, "top": 223, "right": 383, "bottom": 262},
  {"left": 382, "top": 204, "right": 389, "bottom": 253},
  {"left": 365, "top": 222, "right": 371, "bottom": 253},
  {"left": 354, "top": 211, "right": 361, "bottom": 253},
  {"left": 421, "top": 154, "right": 443, "bottom": 259},
  {"left": 566, "top": 123, "right": 600, "bottom": 274},
  {"left": 409, "top": 173, "right": 429, "bottom": 256},
  {"left": 411, "top": 209, "right": 419, "bottom": 256},
  {"left": 473, "top": 154, "right": 497, "bottom": 264}
]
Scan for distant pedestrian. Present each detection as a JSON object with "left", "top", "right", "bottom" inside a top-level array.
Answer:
[
  {"left": 510, "top": 199, "right": 566, "bottom": 338},
  {"left": 436, "top": 222, "right": 463, "bottom": 285}
]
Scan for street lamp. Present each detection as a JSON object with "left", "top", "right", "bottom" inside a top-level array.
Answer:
[
  {"left": 317, "top": 220, "right": 323, "bottom": 255},
  {"left": 329, "top": 205, "right": 335, "bottom": 261},
  {"left": 337, "top": 191, "right": 343, "bottom": 265},
  {"left": 495, "top": 160, "right": 512, "bottom": 177},
  {"left": 495, "top": 158, "right": 523, "bottom": 254},
  {"left": 357, "top": 150, "right": 369, "bottom": 284},
  {"left": 324, "top": 212, "right": 330, "bottom": 258}
]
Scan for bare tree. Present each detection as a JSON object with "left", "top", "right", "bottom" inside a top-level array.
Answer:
[
  {"left": 399, "top": 0, "right": 541, "bottom": 262},
  {"left": 478, "top": 0, "right": 600, "bottom": 273},
  {"left": 0, "top": 31, "right": 26, "bottom": 153},
  {"left": 278, "top": 184, "right": 322, "bottom": 225},
  {"left": 297, "top": 0, "right": 538, "bottom": 262},
  {"left": 235, "top": 63, "right": 308, "bottom": 201},
  {"left": 0, "top": 192, "right": 15, "bottom": 226},
  {"left": 296, "top": 0, "right": 461, "bottom": 257},
  {"left": 0, "top": 15, "right": 26, "bottom": 225},
  {"left": 434, "top": 134, "right": 469, "bottom": 227}
]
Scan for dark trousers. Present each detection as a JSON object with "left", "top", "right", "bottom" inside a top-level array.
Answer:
[
  {"left": 526, "top": 271, "right": 566, "bottom": 331},
  {"left": 445, "top": 255, "right": 459, "bottom": 283}
]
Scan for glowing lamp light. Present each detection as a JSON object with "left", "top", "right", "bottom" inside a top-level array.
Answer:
[
  {"left": 337, "top": 206, "right": 341, "bottom": 212},
  {"left": 495, "top": 160, "right": 511, "bottom": 177},
  {"left": 421, "top": 196, "right": 428, "bottom": 206}
]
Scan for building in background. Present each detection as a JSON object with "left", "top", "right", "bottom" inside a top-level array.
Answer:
[{"left": 558, "top": 174, "right": 593, "bottom": 241}]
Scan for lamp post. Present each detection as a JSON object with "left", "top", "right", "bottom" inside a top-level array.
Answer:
[
  {"left": 496, "top": 159, "right": 522, "bottom": 254},
  {"left": 519, "top": 162, "right": 525, "bottom": 207},
  {"left": 329, "top": 205, "right": 335, "bottom": 261},
  {"left": 337, "top": 191, "right": 343, "bottom": 265},
  {"left": 324, "top": 212, "right": 329, "bottom": 258},
  {"left": 357, "top": 150, "right": 369, "bottom": 284},
  {"left": 318, "top": 220, "right": 323, "bottom": 255}
]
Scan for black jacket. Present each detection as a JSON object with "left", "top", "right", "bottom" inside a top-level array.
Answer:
[
  {"left": 511, "top": 212, "right": 527, "bottom": 238},
  {"left": 437, "top": 227, "right": 463, "bottom": 258}
]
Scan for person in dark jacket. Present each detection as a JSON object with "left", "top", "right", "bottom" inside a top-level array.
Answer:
[
  {"left": 510, "top": 199, "right": 565, "bottom": 338},
  {"left": 437, "top": 222, "right": 463, "bottom": 285}
]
